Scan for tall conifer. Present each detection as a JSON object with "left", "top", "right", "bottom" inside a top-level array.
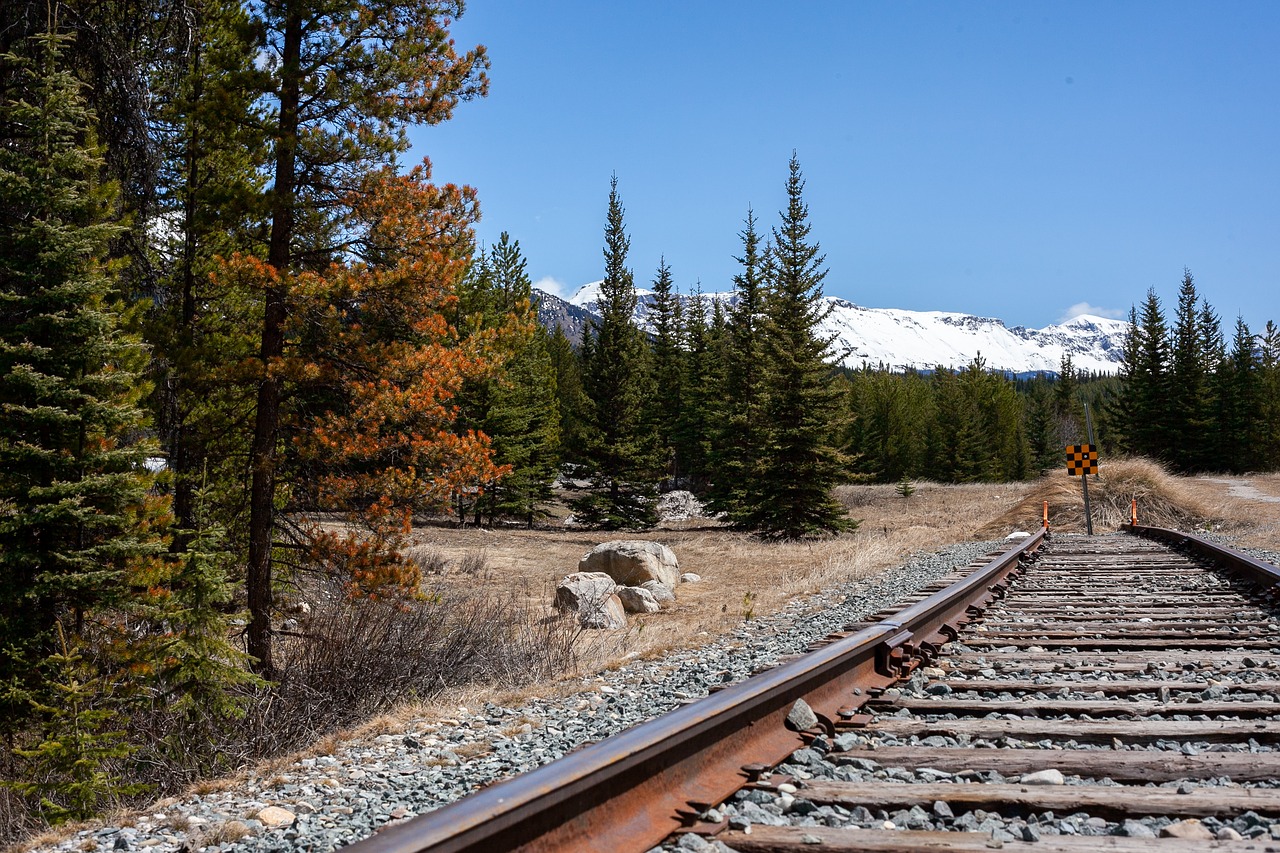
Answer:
[
  {"left": 574, "top": 177, "right": 658, "bottom": 527},
  {"left": 733, "top": 155, "right": 852, "bottom": 537},
  {"left": 0, "top": 30, "right": 168, "bottom": 732}
]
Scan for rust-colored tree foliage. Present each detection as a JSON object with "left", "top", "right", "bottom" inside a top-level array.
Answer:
[
  {"left": 219, "top": 164, "right": 505, "bottom": 599},
  {"left": 296, "top": 166, "right": 507, "bottom": 596}
]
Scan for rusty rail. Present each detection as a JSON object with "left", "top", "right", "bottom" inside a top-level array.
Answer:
[
  {"left": 342, "top": 530, "right": 1045, "bottom": 853},
  {"left": 1123, "top": 524, "right": 1280, "bottom": 589}
]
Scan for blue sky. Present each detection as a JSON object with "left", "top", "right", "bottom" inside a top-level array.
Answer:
[{"left": 408, "top": 2, "right": 1280, "bottom": 332}]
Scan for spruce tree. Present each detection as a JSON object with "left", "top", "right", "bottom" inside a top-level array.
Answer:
[
  {"left": 0, "top": 31, "right": 168, "bottom": 733},
  {"left": 574, "top": 177, "right": 659, "bottom": 527},
  {"left": 1168, "top": 270, "right": 1209, "bottom": 471},
  {"left": 1260, "top": 322, "right": 1280, "bottom": 469},
  {"left": 1217, "top": 316, "right": 1259, "bottom": 473},
  {"left": 647, "top": 257, "right": 682, "bottom": 479},
  {"left": 672, "top": 289, "right": 716, "bottom": 489},
  {"left": 705, "top": 209, "right": 768, "bottom": 517},
  {"left": 1130, "top": 289, "right": 1173, "bottom": 460},
  {"left": 733, "top": 155, "right": 853, "bottom": 537},
  {"left": 483, "top": 234, "right": 561, "bottom": 525},
  {"left": 548, "top": 324, "right": 587, "bottom": 464}
]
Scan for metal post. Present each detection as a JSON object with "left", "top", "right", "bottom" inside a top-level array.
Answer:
[
  {"left": 1084, "top": 402, "right": 1099, "bottom": 481},
  {"left": 1081, "top": 471, "right": 1094, "bottom": 535}
]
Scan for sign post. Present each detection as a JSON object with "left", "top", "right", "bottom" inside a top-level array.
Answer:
[{"left": 1065, "top": 444, "right": 1098, "bottom": 535}]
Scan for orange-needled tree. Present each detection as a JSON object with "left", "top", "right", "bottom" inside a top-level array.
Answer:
[{"left": 238, "top": 0, "right": 488, "bottom": 674}]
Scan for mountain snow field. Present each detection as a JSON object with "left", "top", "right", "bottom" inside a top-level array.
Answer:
[{"left": 563, "top": 282, "right": 1129, "bottom": 376}]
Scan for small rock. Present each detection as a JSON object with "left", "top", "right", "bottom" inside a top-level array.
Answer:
[
  {"left": 677, "top": 833, "right": 714, "bottom": 852},
  {"left": 1018, "top": 768, "right": 1065, "bottom": 785},
  {"left": 1216, "top": 826, "right": 1244, "bottom": 840},
  {"left": 255, "top": 806, "right": 296, "bottom": 828},
  {"left": 1160, "top": 819, "right": 1215, "bottom": 840},
  {"left": 1118, "top": 820, "right": 1156, "bottom": 838},
  {"left": 640, "top": 579, "right": 676, "bottom": 605},
  {"left": 786, "top": 698, "right": 819, "bottom": 732},
  {"left": 680, "top": 572, "right": 702, "bottom": 583},
  {"left": 617, "top": 586, "right": 661, "bottom": 614},
  {"left": 800, "top": 834, "right": 822, "bottom": 845}
]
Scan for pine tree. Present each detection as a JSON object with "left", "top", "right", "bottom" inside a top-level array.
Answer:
[
  {"left": 234, "top": 0, "right": 489, "bottom": 672},
  {"left": 705, "top": 209, "right": 768, "bottom": 516},
  {"left": 0, "top": 30, "right": 169, "bottom": 734},
  {"left": 1217, "top": 316, "right": 1259, "bottom": 473},
  {"left": 673, "top": 289, "right": 716, "bottom": 489},
  {"left": 1129, "top": 289, "right": 1173, "bottom": 460},
  {"left": 1024, "top": 374, "right": 1058, "bottom": 473},
  {"left": 9, "top": 625, "right": 146, "bottom": 823},
  {"left": 1053, "top": 353, "right": 1082, "bottom": 443},
  {"left": 647, "top": 257, "right": 682, "bottom": 479},
  {"left": 733, "top": 155, "right": 853, "bottom": 537},
  {"left": 1168, "top": 270, "right": 1208, "bottom": 471},
  {"left": 548, "top": 324, "right": 587, "bottom": 463},
  {"left": 1259, "top": 322, "right": 1280, "bottom": 469},
  {"left": 482, "top": 234, "right": 561, "bottom": 525},
  {"left": 574, "top": 177, "right": 659, "bottom": 528}
]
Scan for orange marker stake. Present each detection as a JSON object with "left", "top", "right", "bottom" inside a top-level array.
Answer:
[
  {"left": 1131, "top": 498, "right": 1138, "bottom": 526},
  {"left": 1043, "top": 500, "right": 1049, "bottom": 530}
]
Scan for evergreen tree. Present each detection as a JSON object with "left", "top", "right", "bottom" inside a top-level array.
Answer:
[
  {"left": 1168, "top": 270, "right": 1209, "bottom": 471},
  {"left": 1217, "top": 316, "right": 1259, "bottom": 473},
  {"left": 547, "top": 324, "right": 587, "bottom": 464},
  {"left": 9, "top": 625, "right": 145, "bottom": 823},
  {"left": 705, "top": 209, "right": 768, "bottom": 516},
  {"left": 0, "top": 30, "right": 168, "bottom": 733},
  {"left": 1260, "top": 322, "right": 1280, "bottom": 469},
  {"left": 482, "top": 234, "right": 560, "bottom": 525},
  {"left": 647, "top": 257, "right": 682, "bottom": 479},
  {"left": 574, "top": 177, "right": 659, "bottom": 527},
  {"left": 732, "top": 155, "right": 853, "bottom": 537},
  {"left": 672, "top": 289, "right": 716, "bottom": 488},
  {"left": 1024, "top": 374, "right": 1058, "bottom": 473},
  {"left": 1053, "top": 353, "right": 1082, "bottom": 443},
  {"left": 1129, "top": 288, "right": 1173, "bottom": 460}
]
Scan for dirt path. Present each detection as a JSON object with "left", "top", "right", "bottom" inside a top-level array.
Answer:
[{"left": 1199, "top": 477, "right": 1280, "bottom": 503}]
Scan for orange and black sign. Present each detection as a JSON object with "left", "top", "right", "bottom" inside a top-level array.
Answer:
[{"left": 1065, "top": 444, "right": 1098, "bottom": 476}]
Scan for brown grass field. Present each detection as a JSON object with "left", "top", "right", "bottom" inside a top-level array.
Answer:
[{"left": 407, "top": 462, "right": 1280, "bottom": 676}]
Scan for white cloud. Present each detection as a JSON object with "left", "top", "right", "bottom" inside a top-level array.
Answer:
[
  {"left": 532, "top": 276, "right": 570, "bottom": 299},
  {"left": 1059, "top": 302, "right": 1126, "bottom": 323}
]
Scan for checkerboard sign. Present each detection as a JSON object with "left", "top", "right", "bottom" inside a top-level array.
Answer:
[{"left": 1065, "top": 444, "right": 1098, "bottom": 476}]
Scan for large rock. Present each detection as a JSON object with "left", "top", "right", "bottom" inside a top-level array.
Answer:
[
  {"left": 579, "top": 540, "right": 680, "bottom": 589},
  {"left": 617, "top": 586, "right": 660, "bottom": 614},
  {"left": 555, "top": 572, "right": 627, "bottom": 629}
]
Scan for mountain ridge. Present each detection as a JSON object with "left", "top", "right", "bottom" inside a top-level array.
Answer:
[{"left": 534, "top": 282, "right": 1128, "bottom": 376}]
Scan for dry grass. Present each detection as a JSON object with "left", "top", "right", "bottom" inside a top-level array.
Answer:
[
  {"left": 407, "top": 480, "right": 1035, "bottom": 667},
  {"left": 974, "top": 457, "right": 1227, "bottom": 537}
]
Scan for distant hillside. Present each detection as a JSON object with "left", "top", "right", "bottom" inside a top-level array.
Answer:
[
  {"left": 531, "top": 290, "right": 594, "bottom": 346},
  {"left": 545, "top": 281, "right": 1128, "bottom": 376}
]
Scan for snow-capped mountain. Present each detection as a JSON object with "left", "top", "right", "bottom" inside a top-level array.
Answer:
[{"left": 555, "top": 281, "right": 1128, "bottom": 376}]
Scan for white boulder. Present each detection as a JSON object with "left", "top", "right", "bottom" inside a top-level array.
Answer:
[
  {"left": 617, "top": 586, "right": 661, "bottom": 614},
  {"left": 579, "top": 540, "right": 680, "bottom": 589}
]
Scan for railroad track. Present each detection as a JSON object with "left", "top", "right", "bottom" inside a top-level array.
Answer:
[{"left": 346, "top": 526, "right": 1280, "bottom": 852}]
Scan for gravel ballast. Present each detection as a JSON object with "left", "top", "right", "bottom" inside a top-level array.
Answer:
[{"left": 39, "top": 539, "right": 1005, "bottom": 853}]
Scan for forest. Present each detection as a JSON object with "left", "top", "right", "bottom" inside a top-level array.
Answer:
[{"left": 3, "top": 0, "right": 1280, "bottom": 836}]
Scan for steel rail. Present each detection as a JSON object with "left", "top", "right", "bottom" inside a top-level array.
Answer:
[
  {"left": 1123, "top": 524, "right": 1280, "bottom": 589},
  {"left": 342, "top": 529, "right": 1044, "bottom": 853}
]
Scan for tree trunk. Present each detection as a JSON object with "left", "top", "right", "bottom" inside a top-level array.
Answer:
[{"left": 246, "top": 1, "right": 301, "bottom": 677}]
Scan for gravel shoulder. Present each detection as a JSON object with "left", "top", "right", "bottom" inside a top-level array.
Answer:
[{"left": 34, "top": 538, "right": 1009, "bottom": 853}]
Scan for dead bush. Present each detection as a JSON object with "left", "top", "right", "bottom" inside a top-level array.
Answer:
[{"left": 974, "top": 457, "right": 1220, "bottom": 537}]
